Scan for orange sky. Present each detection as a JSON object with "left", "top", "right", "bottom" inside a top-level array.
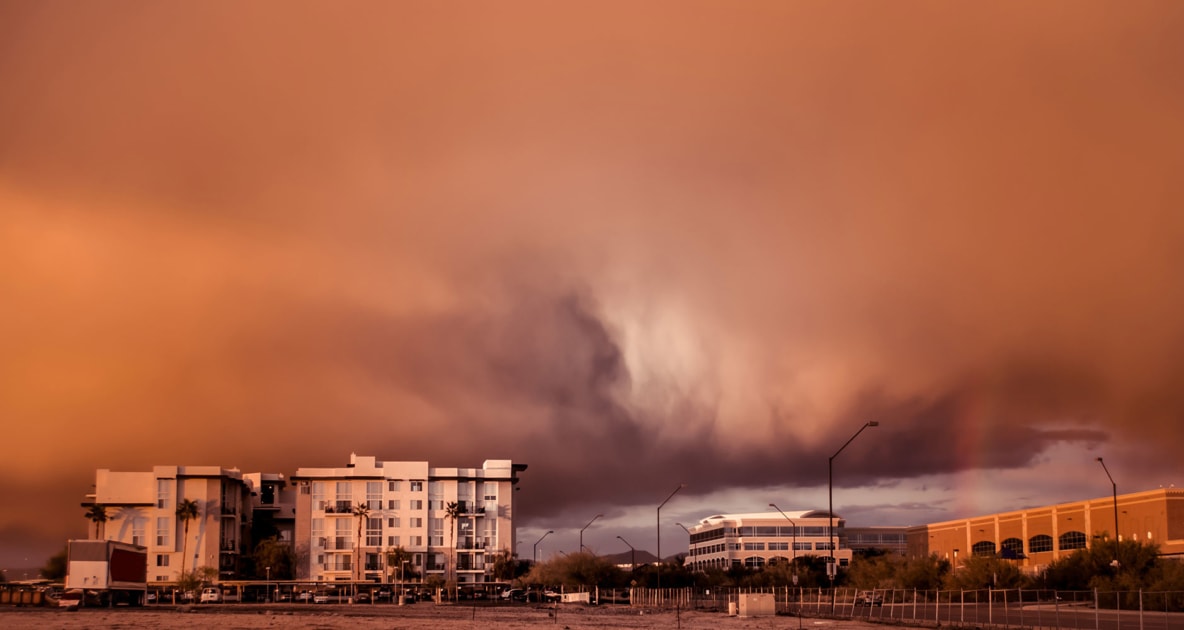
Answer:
[{"left": 2, "top": 1, "right": 1183, "bottom": 566}]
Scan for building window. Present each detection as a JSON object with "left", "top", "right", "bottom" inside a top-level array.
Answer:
[
  {"left": 156, "top": 554, "right": 169, "bottom": 567},
  {"left": 1029, "top": 534, "right": 1053, "bottom": 553},
  {"left": 410, "top": 481, "right": 423, "bottom": 492},
  {"left": 411, "top": 536, "right": 423, "bottom": 547},
  {"left": 156, "top": 479, "right": 171, "bottom": 509},
  {"left": 744, "top": 542, "right": 765, "bottom": 551},
  {"left": 335, "top": 519, "right": 352, "bottom": 550},
  {"left": 1059, "top": 531, "right": 1087, "bottom": 551},
  {"left": 388, "top": 535, "right": 400, "bottom": 547},
  {"left": 366, "top": 517, "right": 382, "bottom": 547},
  {"left": 411, "top": 517, "right": 423, "bottom": 529},
  {"left": 312, "top": 482, "right": 325, "bottom": 510},
  {"left": 155, "top": 517, "right": 170, "bottom": 547},
  {"left": 312, "top": 518, "right": 324, "bottom": 545},
  {"left": 260, "top": 483, "right": 276, "bottom": 505},
  {"left": 744, "top": 556, "right": 765, "bottom": 568},
  {"left": 388, "top": 499, "right": 400, "bottom": 510},
  {"left": 768, "top": 542, "right": 789, "bottom": 551},
  {"left": 335, "top": 481, "right": 352, "bottom": 503},
  {"left": 410, "top": 500, "right": 423, "bottom": 510},
  {"left": 131, "top": 518, "right": 146, "bottom": 547},
  {"left": 1001, "top": 538, "right": 1024, "bottom": 558},
  {"left": 430, "top": 518, "right": 444, "bottom": 547},
  {"left": 367, "top": 482, "right": 382, "bottom": 510},
  {"left": 388, "top": 480, "right": 402, "bottom": 492},
  {"left": 815, "top": 542, "right": 834, "bottom": 550},
  {"left": 793, "top": 542, "right": 812, "bottom": 551},
  {"left": 388, "top": 517, "right": 400, "bottom": 528},
  {"left": 483, "top": 482, "right": 497, "bottom": 502},
  {"left": 972, "top": 540, "right": 996, "bottom": 556}
]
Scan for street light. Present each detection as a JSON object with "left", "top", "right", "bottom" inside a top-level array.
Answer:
[
  {"left": 533, "top": 530, "right": 554, "bottom": 563},
  {"left": 580, "top": 514, "right": 604, "bottom": 554},
  {"left": 675, "top": 522, "right": 691, "bottom": 534},
  {"left": 657, "top": 483, "right": 686, "bottom": 590},
  {"left": 1097, "top": 457, "right": 1120, "bottom": 568},
  {"left": 265, "top": 566, "right": 271, "bottom": 602},
  {"left": 768, "top": 503, "right": 798, "bottom": 564},
  {"left": 617, "top": 535, "right": 637, "bottom": 572},
  {"left": 829, "top": 421, "right": 878, "bottom": 577}
]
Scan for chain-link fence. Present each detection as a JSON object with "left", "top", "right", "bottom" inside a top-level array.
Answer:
[{"left": 626, "top": 586, "right": 1184, "bottom": 630}]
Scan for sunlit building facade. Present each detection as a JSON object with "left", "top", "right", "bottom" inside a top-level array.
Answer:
[
  {"left": 684, "top": 510, "right": 855, "bottom": 571},
  {"left": 291, "top": 454, "right": 527, "bottom": 583},
  {"left": 84, "top": 466, "right": 255, "bottom": 582},
  {"left": 907, "top": 488, "right": 1184, "bottom": 573}
]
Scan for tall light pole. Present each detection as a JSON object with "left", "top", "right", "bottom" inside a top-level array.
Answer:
[
  {"left": 265, "top": 566, "right": 271, "bottom": 602},
  {"left": 533, "top": 530, "right": 554, "bottom": 564},
  {"left": 769, "top": 503, "right": 798, "bottom": 564},
  {"left": 1097, "top": 457, "right": 1120, "bottom": 568},
  {"left": 617, "top": 535, "right": 637, "bottom": 572},
  {"left": 675, "top": 522, "right": 691, "bottom": 535},
  {"left": 829, "top": 421, "right": 878, "bottom": 578},
  {"left": 657, "top": 483, "right": 686, "bottom": 590},
  {"left": 580, "top": 514, "right": 603, "bottom": 554}
]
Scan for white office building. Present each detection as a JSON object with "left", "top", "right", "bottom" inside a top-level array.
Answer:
[{"left": 684, "top": 509, "right": 854, "bottom": 571}]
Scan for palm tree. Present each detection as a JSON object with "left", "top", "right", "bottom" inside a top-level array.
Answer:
[
  {"left": 176, "top": 499, "right": 200, "bottom": 579},
  {"left": 444, "top": 501, "right": 460, "bottom": 598},
  {"left": 352, "top": 502, "right": 371, "bottom": 583},
  {"left": 84, "top": 504, "right": 108, "bottom": 540},
  {"left": 386, "top": 546, "right": 412, "bottom": 595}
]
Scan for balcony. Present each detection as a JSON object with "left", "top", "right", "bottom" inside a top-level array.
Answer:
[
  {"left": 319, "top": 537, "right": 354, "bottom": 551},
  {"left": 220, "top": 541, "right": 237, "bottom": 553},
  {"left": 323, "top": 501, "right": 354, "bottom": 514},
  {"left": 220, "top": 504, "right": 237, "bottom": 516}
]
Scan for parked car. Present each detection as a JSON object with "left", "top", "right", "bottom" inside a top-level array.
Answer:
[
  {"left": 501, "top": 588, "right": 526, "bottom": 602},
  {"left": 296, "top": 591, "right": 314, "bottom": 602},
  {"left": 374, "top": 588, "right": 392, "bottom": 602},
  {"left": 354, "top": 592, "right": 371, "bottom": 604},
  {"left": 313, "top": 592, "right": 331, "bottom": 604},
  {"left": 200, "top": 587, "right": 222, "bottom": 603},
  {"left": 145, "top": 591, "right": 157, "bottom": 604},
  {"left": 855, "top": 591, "right": 883, "bottom": 607}
]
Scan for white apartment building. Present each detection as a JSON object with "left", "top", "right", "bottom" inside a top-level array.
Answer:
[
  {"left": 685, "top": 509, "right": 854, "bottom": 571},
  {"left": 85, "top": 466, "right": 252, "bottom": 582},
  {"left": 291, "top": 454, "right": 527, "bottom": 584}
]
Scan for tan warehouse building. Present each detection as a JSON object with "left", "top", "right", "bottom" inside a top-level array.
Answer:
[{"left": 907, "top": 488, "right": 1184, "bottom": 572}]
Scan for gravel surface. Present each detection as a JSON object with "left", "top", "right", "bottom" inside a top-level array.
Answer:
[{"left": 0, "top": 603, "right": 915, "bottom": 629}]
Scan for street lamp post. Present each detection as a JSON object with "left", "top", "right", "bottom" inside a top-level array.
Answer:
[
  {"left": 826, "top": 419, "right": 879, "bottom": 614},
  {"left": 657, "top": 483, "right": 686, "bottom": 590},
  {"left": 768, "top": 503, "right": 798, "bottom": 564},
  {"left": 829, "top": 421, "right": 878, "bottom": 576},
  {"left": 675, "top": 522, "right": 690, "bottom": 535},
  {"left": 265, "top": 566, "right": 271, "bottom": 603},
  {"left": 1097, "top": 457, "right": 1121, "bottom": 568},
  {"left": 533, "top": 530, "right": 554, "bottom": 564},
  {"left": 580, "top": 514, "right": 604, "bottom": 554},
  {"left": 617, "top": 536, "right": 637, "bottom": 572}
]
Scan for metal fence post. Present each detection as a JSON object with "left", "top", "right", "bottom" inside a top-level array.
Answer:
[{"left": 1139, "top": 589, "right": 1144, "bottom": 630}]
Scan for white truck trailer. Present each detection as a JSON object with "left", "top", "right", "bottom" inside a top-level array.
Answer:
[{"left": 64, "top": 540, "right": 148, "bottom": 607}]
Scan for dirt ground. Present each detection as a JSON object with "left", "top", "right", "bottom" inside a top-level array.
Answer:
[{"left": 0, "top": 603, "right": 913, "bottom": 630}]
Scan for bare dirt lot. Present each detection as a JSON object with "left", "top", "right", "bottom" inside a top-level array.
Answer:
[{"left": 0, "top": 603, "right": 908, "bottom": 630}]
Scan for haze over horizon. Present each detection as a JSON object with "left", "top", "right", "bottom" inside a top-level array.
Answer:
[{"left": 2, "top": 1, "right": 1183, "bottom": 569}]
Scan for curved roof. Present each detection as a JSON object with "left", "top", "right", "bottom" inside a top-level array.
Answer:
[{"left": 696, "top": 509, "right": 834, "bottom": 525}]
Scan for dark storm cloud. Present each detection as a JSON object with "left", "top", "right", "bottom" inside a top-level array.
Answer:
[{"left": 3, "top": 0, "right": 1184, "bottom": 565}]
